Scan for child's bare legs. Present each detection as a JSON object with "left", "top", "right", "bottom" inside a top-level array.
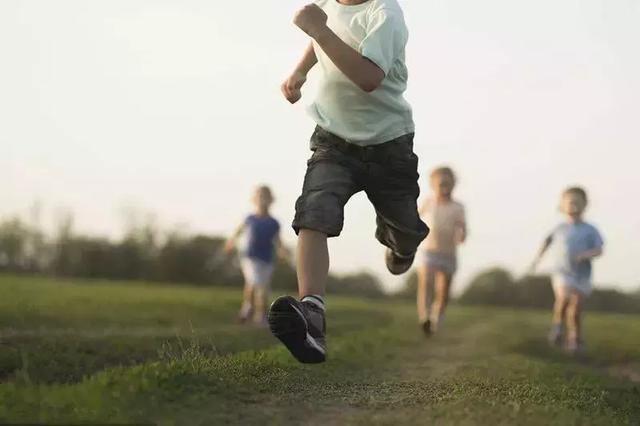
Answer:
[
  {"left": 565, "top": 290, "right": 584, "bottom": 348},
  {"left": 552, "top": 286, "right": 569, "bottom": 325},
  {"left": 267, "top": 228, "right": 328, "bottom": 364},
  {"left": 416, "top": 265, "right": 435, "bottom": 324},
  {"left": 549, "top": 284, "right": 569, "bottom": 345},
  {"left": 238, "top": 283, "right": 254, "bottom": 323},
  {"left": 431, "top": 270, "right": 453, "bottom": 331},
  {"left": 252, "top": 286, "right": 269, "bottom": 325},
  {"left": 297, "top": 229, "right": 329, "bottom": 297}
]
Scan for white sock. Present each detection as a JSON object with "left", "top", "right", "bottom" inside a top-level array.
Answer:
[{"left": 302, "top": 295, "right": 325, "bottom": 312}]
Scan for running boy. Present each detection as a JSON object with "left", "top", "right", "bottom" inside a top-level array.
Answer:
[
  {"left": 530, "top": 186, "right": 604, "bottom": 354},
  {"left": 225, "top": 186, "right": 288, "bottom": 325},
  {"left": 269, "top": 0, "right": 429, "bottom": 363},
  {"left": 417, "top": 167, "right": 466, "bottom": 336}
]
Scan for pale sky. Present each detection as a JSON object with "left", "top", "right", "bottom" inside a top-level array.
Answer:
[{"left": 2, "top": 0, "right": 639, "bottom": 293}]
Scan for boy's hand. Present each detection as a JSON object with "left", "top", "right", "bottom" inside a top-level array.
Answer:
[
  {"left": 278, "top": 246, "right": 293, "bottom": 264},
  {"left": 294, "top": 4, "right": 328, "bottom": 39},
  {"left": 223, "top": 240, "right": 235, "bottom": 255},
  {"left": 281, "top": 71, "right": 307, "bottom": 104}
]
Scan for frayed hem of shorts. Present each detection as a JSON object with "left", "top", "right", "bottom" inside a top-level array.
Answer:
[{"left": 291, "top": 223, "right": 341, "bottom": 238}]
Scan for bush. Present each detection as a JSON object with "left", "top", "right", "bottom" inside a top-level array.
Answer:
[
  {"left": 0, "top": 214, "right": 382, "bottom": 298},
  {"left": 459, "top": 267, "right": 640, "bottom": 315},
  {"left": 327, "top": 271, "right": 386, "bottom": 299}
]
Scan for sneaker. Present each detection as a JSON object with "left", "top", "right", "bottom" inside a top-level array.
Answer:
[
  {"left": 421, "top": 319, "right": 432, "bottom": 337},
  {"left": 547, "top": 323, "right": 564, "bottom": 347},
  {"left": 385, "top": 249, "right": 415, "bottom": 275},
  {"left": 268, "top": 296, "right": 326, "bottom": 364}
]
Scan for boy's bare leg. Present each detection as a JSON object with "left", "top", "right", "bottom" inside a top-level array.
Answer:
[
  {"left": 268, "top": 229, "right": 328, "bottom": 364},
  {"left": 297, "top": 229, "right": 329, "bottom": 297},
  {"left": 566, "top": 291, "right": 584, "bottom": 347},
  {"left": 252, "top": 286, "right": 267, "bottom": 324},
  {"left": 432, "top": 270, "right": 453, "bottom": 331},
  {"left": 238, "top": 284, "right": 254, "bottom": 322},
  {"left": 416, "top": 265, "right": 434, "bottom": 324},
  {"left": 552, "top": 286, "right": 569, "bottom": 325},
  {"left": 548, "top": 285, "right": 569, "bottom": 345}
]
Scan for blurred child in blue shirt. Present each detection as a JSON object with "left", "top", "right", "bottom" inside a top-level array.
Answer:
[
  {"left": 225, "top": 186, "right": 288, "bottom": 325},
  {"left": 531, "top": 186, "right": 604, "bottom": 354}
]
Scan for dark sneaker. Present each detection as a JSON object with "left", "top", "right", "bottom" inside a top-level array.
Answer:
[
  {"left": 385, "top": 249, "right": 415, "bottom": 275},
  {"left": 268, "top": 296, "right": 326, "bottom": 364},
  {"left": 421, "top": 319, "right": 432, "bottom": 337}
]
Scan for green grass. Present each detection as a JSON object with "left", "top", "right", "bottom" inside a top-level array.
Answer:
[{"left": 1, "top": 274, "right": 639, "bottom": 425}]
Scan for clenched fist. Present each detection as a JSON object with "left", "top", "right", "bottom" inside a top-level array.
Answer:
[
  {"left": 281, "top": 71, "right": 307, "bottom": 104},
  {"left": 294, "top": 4, "right": 328, "bottom": 39}
]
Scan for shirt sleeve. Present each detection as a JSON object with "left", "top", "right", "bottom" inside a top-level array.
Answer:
[{"left": 359, "top": 9, "right": 408, "bottom": 75}]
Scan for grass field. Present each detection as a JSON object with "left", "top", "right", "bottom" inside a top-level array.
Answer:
[{"left": 1, "top": 274, "right": 639, "bottom": 425}]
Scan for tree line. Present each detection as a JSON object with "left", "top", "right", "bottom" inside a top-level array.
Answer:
[
  {"left": 0, "top": 213, "right": 386, "bottom": 298},
  {"left": 2, "top": 211, "right": 637, "bottom": 312}
]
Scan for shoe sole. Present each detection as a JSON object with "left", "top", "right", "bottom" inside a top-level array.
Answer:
[
  {"left": 268, "top": 296, "right": 326, "bottom": 364},
  {"left": 386, "top": 251, "right": 415, "bottom": 275}
]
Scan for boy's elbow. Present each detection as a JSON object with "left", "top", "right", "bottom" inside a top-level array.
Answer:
[
  {"left": 358, "top": 81, "right": 379, "bottom": 93},
  {"left": 358, "top": 58, "right": 385, "bottom": 92},
  {"left": 358, "top": 72, "right": 384, "bottom": 93}
]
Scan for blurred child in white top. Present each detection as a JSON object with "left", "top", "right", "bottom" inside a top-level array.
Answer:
[{"left": 417, "top": 167, "right": 466, "bottom": 335}]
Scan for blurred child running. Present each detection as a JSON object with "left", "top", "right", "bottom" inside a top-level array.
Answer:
[
  {"left": 417, "top": 166, "right": 466, "bottom": 336},
  {"left": 530, "top": 186, "right": 604, "bottom": 354},
  {"left": 225, "top": 185, "right": 289, "bottom": 326}
]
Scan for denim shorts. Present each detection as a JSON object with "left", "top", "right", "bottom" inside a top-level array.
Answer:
[
  {"left": 421, "top": 250, "right": 457, "bottom": 275},
  {"left": 552, "top": 274, "right": 592, "bottom": 296},
  {"left": 240, "top": 257, "right": 274, "bottom": 288},
  {"left": 292, "top": 127, "right": 429, "bottom": 256}
]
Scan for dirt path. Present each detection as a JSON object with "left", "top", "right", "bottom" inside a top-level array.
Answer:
[{"left": 305, "top": 315, "right": 506, "bottom": 425}]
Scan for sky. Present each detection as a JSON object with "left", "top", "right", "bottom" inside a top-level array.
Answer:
[{"left": 1, "top": 0, "right": 639, "bottom": 293}]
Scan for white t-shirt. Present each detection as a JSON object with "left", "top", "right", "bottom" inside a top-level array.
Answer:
[
  {"left": 309, "top": 0, "right": 414, "bottom": 146},
  {"left": 420, "top": 199, "right": 466, "bottom": 255}
]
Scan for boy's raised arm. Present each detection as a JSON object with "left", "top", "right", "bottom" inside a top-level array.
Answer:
[
  {"left": 294, "top": 4, "right": 385, "bottom": 93},
  {"left": 529, "top": 235, "right": 553, "bottom": 273},
  {"left": 282, "top": 42, "right": 318, "bottom": 104}
]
